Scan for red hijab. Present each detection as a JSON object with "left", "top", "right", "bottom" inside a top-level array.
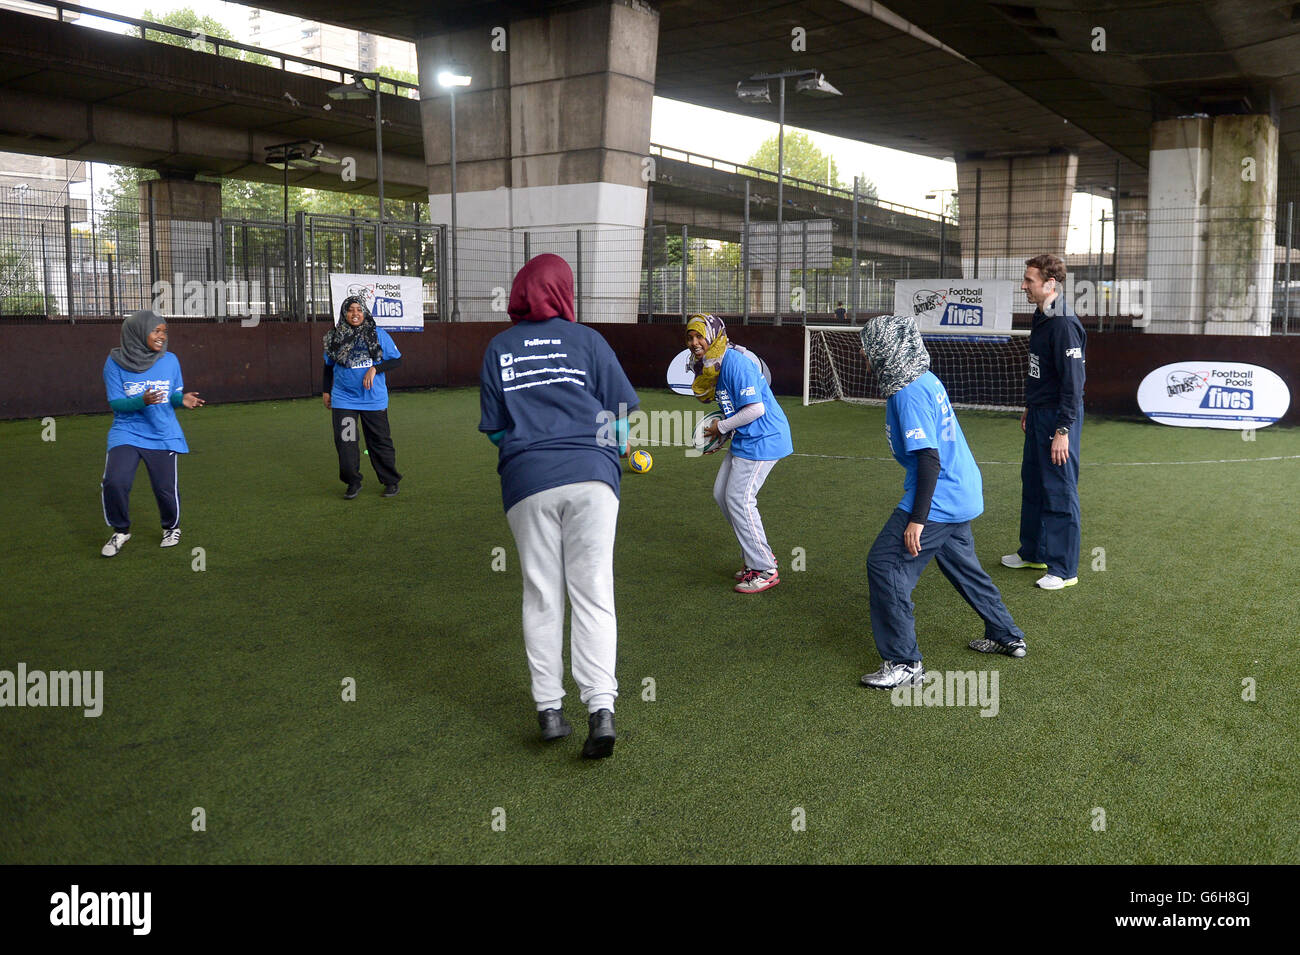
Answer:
[{"left": 508, "top": 253, "right": 576, "bottom": 323}]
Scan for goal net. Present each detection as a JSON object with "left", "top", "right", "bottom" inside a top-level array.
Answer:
[{"left": 803, "top": 325, "right": 1032, "bottom": 411}]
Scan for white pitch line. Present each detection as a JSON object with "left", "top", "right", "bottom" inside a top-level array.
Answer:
[{"left": 788, "top": 452, "right": 1300, "bottom": 467}]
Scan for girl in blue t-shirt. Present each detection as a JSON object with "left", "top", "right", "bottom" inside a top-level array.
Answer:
[
  {"left": 687, "top": 314, "right": 793, "bottom": 594},
  {"left": 323, "top": 296, "right": 403, "bottom": 498},
  {"left": 856, "top": 315, "right": 1026, "bottom": 692},
  {"left": 100, "top": 310, "right": 205, "bottom": 558}
]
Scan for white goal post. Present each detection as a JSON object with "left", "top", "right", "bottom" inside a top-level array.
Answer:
[{"left": 803, "top": 325, "right": 1032, "bottom": 412}]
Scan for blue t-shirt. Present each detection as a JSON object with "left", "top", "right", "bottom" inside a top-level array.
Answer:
[
  {"left": 716, "top": 348, "right": 793, "bottom": 461},
  {"left": 104, "top": 353, "right": 189, "bottom": 453},
  {"left": 885, "top": 372, "right": 983, "bottom": 523},
  {"left": 326, "top": 328, "right": 401, "bottom": 411},
  {"left": 479, "top": 318, "right": 640, "bottom": 512}
]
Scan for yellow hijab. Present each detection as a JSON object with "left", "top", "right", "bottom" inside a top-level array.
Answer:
[{"left": 687, "top": 314, "right": 729, "bottom": 401}]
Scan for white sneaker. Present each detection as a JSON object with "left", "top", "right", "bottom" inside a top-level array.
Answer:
[
  {"left": 101, "top": 532, "right": 131, "bottom": 557},
  {"left": 161, "top": 528, "right": 181, "bottom": 548},
  {"left": 1036, "top": 573, "right": 1078, "bottom": 590},
  {"left": 1002, "top": 553, "right": 1048, "bottom": 570},
  {"left": 860, "top": 660, "right": 925, "bottom": 689}
]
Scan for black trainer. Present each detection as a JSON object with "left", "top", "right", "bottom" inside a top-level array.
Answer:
[
  {"left": 343, "top": 484, "right": 361, "bottom": 500},
  {"left": 538, "top": 708, "right": 572, "bottom": 742},
  {"left": 382, "top": 485, "right": 399, "bottom": 497},
  {"left": 581, "top": 709, "right": 616, "bottom": 759}
]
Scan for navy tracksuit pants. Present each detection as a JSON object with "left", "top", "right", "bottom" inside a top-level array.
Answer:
[
  {"left": 868, "top": 508, "right": 1024, "bottom": 664},
  {"left": 101, "top": 445, "right": 180, "bottom": 532},
  {"left": 1019, "top": 406, "right": 1081, "bottom": 579}
]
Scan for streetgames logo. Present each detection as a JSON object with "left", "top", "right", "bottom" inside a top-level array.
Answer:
[
  {"left": 914, "top": 287, "right": 986, "bottom": 326},
  {"left": 1166, "top": 368, "right": 1255, "bottom": 410}
]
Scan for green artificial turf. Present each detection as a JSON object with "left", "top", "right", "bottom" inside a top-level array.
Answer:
[{"left": 1, "top": 388, "right": 1297, "bottom": 864}]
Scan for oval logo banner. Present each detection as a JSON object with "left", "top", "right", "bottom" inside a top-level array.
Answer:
[
  {"left": 1137, "top": 361, "right": 1291, "bottom": 429},
  {"left": 666, "top": 347, "right": 772, "bottom": 396}
]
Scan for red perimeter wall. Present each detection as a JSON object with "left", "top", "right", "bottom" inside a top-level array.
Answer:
[{"left": 2, "top": 322, "right": 1298, "bottom": 425}]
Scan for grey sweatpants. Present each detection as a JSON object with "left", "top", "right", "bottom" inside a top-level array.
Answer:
[
  {"left": 505, "top": 480, "right": 619, "bottom": 713},
  {"left": 713, "top": 451, "right": 778, "bottom": 573}
]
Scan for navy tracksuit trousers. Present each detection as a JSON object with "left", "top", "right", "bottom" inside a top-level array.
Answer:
[
  {"left": 868, "top": 508, "right": 1025, "bottom": 664},
  {"left": 1019, "top": 406, "right": 1081, "bottom": 579},
  {"left": 101, "top": 445, "right": 180, "bottom": 532}
]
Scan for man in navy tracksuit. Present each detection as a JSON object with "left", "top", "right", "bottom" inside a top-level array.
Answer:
[{"left": 1002, "top": 253, "right": 1086, "bottom": 590}]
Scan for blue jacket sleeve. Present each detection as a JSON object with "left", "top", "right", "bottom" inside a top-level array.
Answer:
[{"left": 1055, "top": 321, "right": 1086, "bottom": 431}]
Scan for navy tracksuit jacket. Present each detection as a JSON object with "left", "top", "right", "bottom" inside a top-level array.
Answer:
[{"left": 1020, "top": 300, "right": 1086, "bottom": 579}]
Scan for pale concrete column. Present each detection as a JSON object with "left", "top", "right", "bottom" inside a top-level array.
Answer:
[
  {"left": 1146, "top": 114, "right": 1278, "bottom": 334},
  {"left": 1203, "top": 114, "right": 1277, "bottom": 335},
  {"left": 418, "top": 0, "right": 658, "bottom": 322},
  {"left": 139, "top": 177, "right": 222, "bottom": 314},
  {"left": 956, "top": 153, "right": 1077, "bottom": 286}
]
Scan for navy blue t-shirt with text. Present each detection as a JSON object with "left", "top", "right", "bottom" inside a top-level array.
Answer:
[{"left": 479, "top": 318, "right": 639, "bottom": 512}]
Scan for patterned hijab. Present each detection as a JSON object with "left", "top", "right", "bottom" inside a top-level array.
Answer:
[
  {"left": 686, "top": 313, "right": 729, "bottom": 401},
  {"left": 859, "top": 314, "right": 931, "bottom": 397},
  {"left": 324, "top": 295, "right": 383, "bottom": 365},
  {"left": 109, "top": 310, "right": 167, "bottom": 373}
]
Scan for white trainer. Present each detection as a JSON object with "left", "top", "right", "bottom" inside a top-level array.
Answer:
[
  {"left": 860, "top": 660, "right": 925, "bottom": 689},
  {"left": 1002, "top": 553, "right": 1048, "bottom": 570},
  {"left": 161, "top": 528, "right": 182, "bottom": 548},
  {"left": 101, "top": 532, "right": 131, "bottom": 557},
  {"left": 1036, "top": 573, "right": 1078, "bottom": 590}
]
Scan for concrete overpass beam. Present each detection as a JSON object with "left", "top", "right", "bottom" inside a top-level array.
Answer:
[
  {"left": 418, "top": 0, "right": 658, "bottom": 322},
  {"left": 956, "top": 153, "right": 1077, "bottom": 281},
  {"left": 139, "top": 175, "right": 222, "bottom": 314},
  {"left": 1146, "top": 114, "right": 1277, "bottom": 334}
]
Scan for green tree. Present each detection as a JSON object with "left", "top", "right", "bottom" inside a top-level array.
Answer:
[
  {"left": 747, "top": 132, "right": 843, "bottom": 189},
  {"left": 846, "top": 172, "right": 880, "bottom": 202},
  {"left": 0, "top": 240, "right": 49, "bottom": 314},
  {"left": 142, "top": 7, "right": 272, "bottom": 65},
  {"left": 374, "top": 64, "right": 419, "bottom": 98}
]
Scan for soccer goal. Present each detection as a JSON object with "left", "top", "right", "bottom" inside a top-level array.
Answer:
[{"left": 803, "top": 325, "right": 1032, "bottom": 411}]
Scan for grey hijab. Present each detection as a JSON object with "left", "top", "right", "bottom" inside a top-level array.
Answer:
[
  {"left": 109, "top": 310, "right": 166, "bottom": 373},
  {"left": 859, "top": 314, "right": 930, "bottom": 397}
]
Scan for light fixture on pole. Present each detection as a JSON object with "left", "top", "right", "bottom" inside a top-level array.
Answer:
[
  {"left": 328, "top": 72, "right": 386, "bottom": 268},
  {"left": 265, "top": 140, "right": 327, "bottom": 223},
  {"left": 438, "top": 65, "right": 471, "bottom": 322},
  {"left": 735, "top": 69, "right": 841, "bottom": 325}
]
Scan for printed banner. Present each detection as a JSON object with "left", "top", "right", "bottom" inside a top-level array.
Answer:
[
  {"left": 328, "top": 273, "right": 424, "bottom": 332},
  {"left": 1137, "top": 361, "right": 1290, "bottom": 429},
  {"left": 893, "top": 280, "right": 1014, "bottom": 332}
]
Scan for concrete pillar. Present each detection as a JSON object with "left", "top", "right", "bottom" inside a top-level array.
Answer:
[
  {"left": 139, "top": 176, "right": 222, "bottom": 314},
  {"left": 1146, "top": 114, "right": 1278, "bottom": 334},
  {"left": 418, "top": 0, "right": 658, "bottom": 322},
  {"left": 956, "top": 152, "right": 1077, "bottom": 287}
]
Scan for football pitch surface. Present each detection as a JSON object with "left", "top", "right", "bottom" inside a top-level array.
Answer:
[{"left": 2, "top": 386, "right": 1297, "bottom": 865}]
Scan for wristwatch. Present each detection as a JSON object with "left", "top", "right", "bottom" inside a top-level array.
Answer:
[{"left": 1055, "top": 427, "right": 1069, "bottom": 437}]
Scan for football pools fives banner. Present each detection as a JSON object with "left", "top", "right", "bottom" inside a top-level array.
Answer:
[
  {"left": 894, "top": 280, "right": 1014, "bottom": 332},
  {"left": 329, "top": 274, "right": 424, "bottom": 332},
  {"left": 1137, "top": 361, "right": 1291, "bottom": 429}
]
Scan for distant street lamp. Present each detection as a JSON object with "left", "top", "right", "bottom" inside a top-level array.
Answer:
[
  {"left": 264, "top": 140, "right": 329, "bottom": 223},
  {"left": 328, "top": 72, "right": 387, "bottom": 266},
  {"left": 438, "top": 65, "right": 471, "bottom": 321},
  {"left": 735, "top": 69, "right": 841, "bottom": 325}
]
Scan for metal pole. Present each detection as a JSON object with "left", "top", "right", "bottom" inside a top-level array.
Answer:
[
  {"left": 1286, "top": 201, "right": 1294, "bottom": 334},
  {"left": 374, "top": 81, "right": 385, "bottom": 269},
  {"left": 308, "top": 216, "right": 315, "bottom": 319},
  {"left": 295, "top": 210, "right": 307, "bottom": 321},
  {"left": 212, "top": 217, "right": 224, "bottom": 321},
  {"left": 680, "top": 224, "right": 688, "bottom": 322},
  {"left": 449, "top": 88, "right": 460, "bottom": 321},
  {"left": 63, "top": 204, "right": 75, "bottom": 321},
  {"left": 1113, "top": 160, "right": 1121, "bottom": 286},
  {"left": 41, "top": 224, "right": 52, "bottom": 316},
  {"left": 939, "top": 209, "right": 946, "bottom": 279},
  {"left": 646, "top": 185, "right": 655, "bottom": 319},
  {"left": 107, "top": 253, "right": 116, "bottom": 315},
  {"left": 801, "top": 219, "right": 808, "bottom": 323},
  {"left": 742, "top": 178, "right": 750, "bottom": 325},
  {"left": 973, "top": 167, "right": 981, "bottom": 280},
  {"left": 575, "top": 229, "right": 583, "bottom": 322},
  {"left": 851, "top": 175, "right": 859, "bottom": 321},
  {"left": 147, "top": 188, "right": 158, "bottom": 293},
  {"left": 775, "top": 75, "right": 785, "bottom": 326}
]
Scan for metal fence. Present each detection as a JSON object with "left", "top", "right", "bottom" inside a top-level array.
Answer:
[{"left": 2, "top": 168, "right": 1297, "bottom": 334}]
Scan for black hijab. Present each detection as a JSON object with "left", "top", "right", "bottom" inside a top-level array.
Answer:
[{"left": 323, "top": 296, "right": 383, "bottom": 365}]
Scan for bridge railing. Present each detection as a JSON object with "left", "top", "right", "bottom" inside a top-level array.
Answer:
[
  {"left": 650, "top": 143, "right": 952, "bottom": 224},
  {"left": 25, "top": 2, "right": 420, "bottom": 96}
]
